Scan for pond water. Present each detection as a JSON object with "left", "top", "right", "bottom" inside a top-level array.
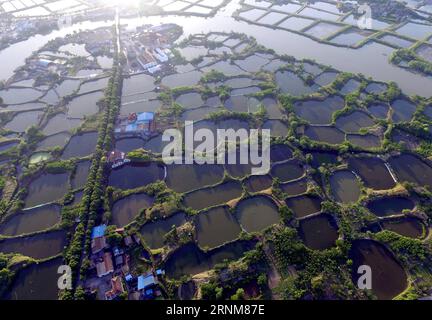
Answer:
[
  {"left": 263, "top": 120, "right": 289, "bottom": 137},
  {"left": 202, "top": 61, "right": 245, "bottom": 77},
  {"left": 335, "top": 111, "right": 375, "bottom": 133},
  {"left": 244, "top": 174, "right": 273, "bottom": 193},
  {"left": 122, "top": 73, "right": 155, "bottom": 96},
  {"left": 231, "top": 86, "right": 261, "bottom": 96},
  {"left": 178, "top": 46, "right": 208, "bottom": 61},
  {"left": 275, "top": 70, "right": 316, "bottom": 96},
  {"left": 115, "top": 137, "right": 144, "bottom": 153},
  {"left": 330, "top": 30, "right": 369, "bottom": 47},
  {"left": 140, "top": 212, "right": 187, "bottom": 249},
  {"left": 278, "top": 16, "right": 314, "bottom": 31},
  {"left": 72, "top": 161, "right": 91, "bottom": 189},
  {"left": 239, "top": 8, "right": 267, "bottom": 21},
  {"left": 262, "top": 97, "right": 284, "bottom": 119},
  {"left": 165, "top": 240, "right": 256, "bottom": 279},
  {"left": 389, "top": 154, "right": 432, "bottom": 189},
  {"left": 365, "top": 82, "right": 388, "bottom": 94},
  {"left": 112, "top": 193, "right": 154, "bottom": 227},
  {"left": 391, "top": 130, "right": 420, "bottom": 150},
  {"left": 77, "top": 77, "right": 109, "bottom": 94},
  {"left": 298, "top": 213, "right": 338, "bottom": 250},
  {"left": 271, "top": 160, "right": 304, "bottom": 182},
  {"left": 347, "top": 134, "right": 381, "bottom": 149},
  {"left": 367, "top": 196, "right": 415, "bottom": 217},
  {"left": 304, "top": 126, "right": 345, "bottom": 145},
  {"left": 224, "top": 77, "right": 257, "bottom": 89},
  {"left": 121, "top": 92, "right": 158, "bottom": 104},
  {"left": 196, "top": 206, "right": 241, "bottom": 249},
  {"left": 180, "top": 106, "right": 216, "bottom": 121},
  {"left": 235, "top": 195, "right": 280, "bottom": 233},
  {"left": 40, "top": 89, "right": 60, "bottom": 106},
  {"left": 166, "top": 164, "right": 225, "bottom": 193},
  {"left": 379, "top": 34, "right": 414, "bottom": 48},
  {"left": 348, "top": 157, "right": 396, "bottom": 190},
  {"left": 270, "top": 144, "right": 292, "bottom": 162},
  {"left": 120, "top": 99, "right": 161, "bottom": 115},
  {"left": 36, "top": 132, "right": 71, "bottom": 151},
  {"left": 60, "top": 131, "right": 98, "bottom": 159},
  {"left": 304, "top": 22, "right": 342, "bottom": 39},
  {"left": 350, "top": 239, "right": 407, "bottom": 300},
  {"left": 5, "top": 110, "right": 44, "bottom": 133},
  {"left": 4, "top": 257, "right": 63, "bottom": 300},
  {"left": 314, "top": 71, "right": 338, "bottom": 87},
  {"left": 161, "top": 70, "right": 202, "bottom": 88},
  {"left": 225, "top": 95, "right": 259, "bottom": 113},
  {"left": 381, "top": 217, "right": 424, "bottom": 239},
  {"left": 294, "top": 96, "right": 344, "bottom": 124},
  {"left": 24, "top": 173, "right": 69, "bottom": 208},
  {"left": 4, "top": 102, "right": 46, "bottom": 112},
  {"left": 424, "top": 105, "right": 432, "bottom": 120},
  {"left": 42, "top": 113, "right": 83, "bottom": 136},
  {"left": 175, "top": 92, "right": 204, "bottom": 110},
  {"left": 368, "top": 103, "right": 389, "bottom": 119},
  {"left": 234, "top": 54, "right": 269, "bottom": 73},
  {"left": 0, "top": 204, "right": 61, "bottom": 236},
  {"left": 55, "top": 79, "right": 81, "bottom": 97},
  {"left": 280, "top": 178, "right": 308, "bottom": 196},
  {"left": 183, "top": 180, "right": 243, "bottom": 211},
  {"left": 0, "top": 88, "right": 43, "bottom": 105},
  {"left": 257, "top": 12, "right": 287, "bottom": 25},
  {"left": 391, "top": 99, "right": 416, "bottom": 123},
  {"left": 330, "top": 170, "right": 361, "bottom": 204},
  {"left": 309, "top": 151, "right": 339, "bottom": 168},
  {"left": 143, "top": 135, "right": 168, "bottom": 154},
  {"left": 285, "top": 194, "right": 322, "bottom": 218},
  {"left": 0, "top": 229, "right": 67, "bottom": 260},
  {"left": 340, "top": 79, "right": 361, "bottom": 95},
  {"left": 395, "top": 22, "right": 432, "bottom": 40},
  {"left": 66, "top": 91, "right": 103, "bottom": 118},
  {"left": 272, "top": 2, "right": 302, "bottom": 13},
  {"left": 108, "top": 162, "right": 165, "bottom": 190},
  {"left": 59, "top": 43, "right": 89, "bottom": 56}
]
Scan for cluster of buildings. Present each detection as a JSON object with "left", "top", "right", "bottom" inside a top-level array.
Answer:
[
  {"left": 114, "top": 112, "right": 157, "bottom": 139},
  {"left": 122, "top": 24, "right": 178, "bottom": 74},
  {"left": 88, "top": 224, "right": 165, "bottom": 300},
  {"left": 106, "top": 150, "right": 131, "bottom": 169},
  {"left": 0, "top": 19, "right": 55, "bottom": 50},
  {"left": 31, "top": 55, "right": 68, "bottom": 73}
]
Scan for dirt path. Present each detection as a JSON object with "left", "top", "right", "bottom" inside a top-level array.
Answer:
[{"left": 262, "top": 240, "right": 282, "bottom": 300}]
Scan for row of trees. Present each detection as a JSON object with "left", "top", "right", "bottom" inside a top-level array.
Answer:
[{"left": 62, "top": 26, "right": 123, "bottom": 299}]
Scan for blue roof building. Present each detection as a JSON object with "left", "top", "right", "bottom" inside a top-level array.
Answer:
[
  {"left": 137, "top": 274, "right": 156, "bottom": 290},
  {"left": 91, "top": 224, "right": 107, "bottom": 239},
  {"left": 137, "top": 112, "right": 154, "bottom": 122}
]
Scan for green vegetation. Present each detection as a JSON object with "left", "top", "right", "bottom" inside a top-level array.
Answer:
[{"left": 390, "top": 49, "right": 432, "bottom": 76}]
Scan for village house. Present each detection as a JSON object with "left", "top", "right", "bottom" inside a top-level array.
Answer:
[
  {"left": 91, "top": 224, "right": 108, "bottom": 254},
  {"left": 114, "top": 112, "right": 156, "bottom": 139},
  {"left": 96, "top": 252, "right": 114, "bottom": 278},
  {"left": 105, "top": 276, "right": 126, "bottom": 300},
  {"left": 106, "top": 149, "right": 130, "bottom": 169}
]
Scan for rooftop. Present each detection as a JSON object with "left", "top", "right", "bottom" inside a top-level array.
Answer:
[
  {"left": 137, "top": 274, "right": 156, "bottom": 291},
  {"left": 91, "top": 224, "right": 107, "bottom": 239}
]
